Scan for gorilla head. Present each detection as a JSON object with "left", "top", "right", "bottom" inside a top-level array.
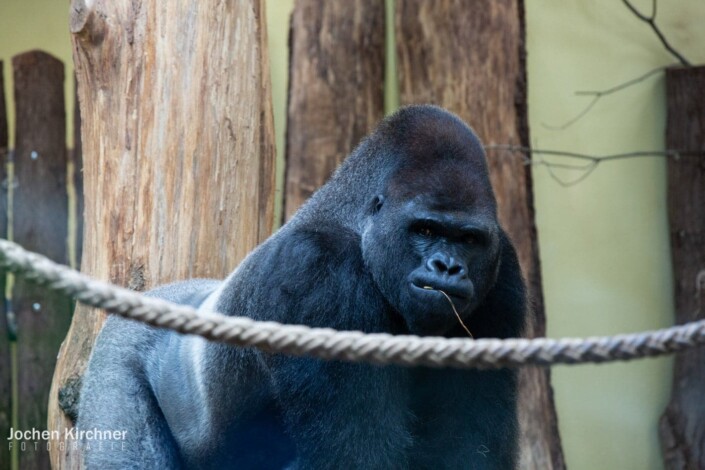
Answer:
[
  {"left": 361, "top": 108, "right": 500, "bottom": 335},
  {"left": 294, "top": 105, "right": 514, "bottom": 338}
]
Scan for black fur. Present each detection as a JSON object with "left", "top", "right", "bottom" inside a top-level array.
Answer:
[{"left": 78, "top": 105, "right": 526, "bottom": 469}]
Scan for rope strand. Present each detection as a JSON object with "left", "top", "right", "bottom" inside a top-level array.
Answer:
[{"left": 0, "top": 238, "right": 701, "bottom": 369}]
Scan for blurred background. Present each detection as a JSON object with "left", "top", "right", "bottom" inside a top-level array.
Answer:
[{"left": 1, "top": 1, "right": 704, "bottom": 469}]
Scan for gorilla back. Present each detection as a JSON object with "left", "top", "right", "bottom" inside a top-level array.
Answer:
[{"left": 78, "top": 105, "right": 527, "bottom": 469}]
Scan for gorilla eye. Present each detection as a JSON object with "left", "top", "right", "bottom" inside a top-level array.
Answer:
[
  {"left": 415, "top": 225, "right": 435, "bottom": 238},
  {"left": 462, "top": 230, "right": 487, "bottom": 245},
  {"left": 464, "top": 234, "right": 478, "bottom": 244}
]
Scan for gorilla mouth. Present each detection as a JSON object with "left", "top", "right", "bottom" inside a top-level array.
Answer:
[
  {"left": 409, "top": 280, "right": 469, "bottom": 302},
  {"left": 408, "top": 281, "right": 474, "bottom": 338}
]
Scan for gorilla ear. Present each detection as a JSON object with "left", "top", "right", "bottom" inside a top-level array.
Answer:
[{"left": 371, "top": 195, "right": 385, "bottom": 214}]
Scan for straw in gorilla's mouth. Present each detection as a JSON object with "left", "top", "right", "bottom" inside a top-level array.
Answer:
[{"left": 422, "top": 286, "right": 473, "bottom": 339}]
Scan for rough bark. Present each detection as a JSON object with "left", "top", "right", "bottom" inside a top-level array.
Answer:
[
  {"left": 659, "top": 65, "right": 705, "bottom": 470},
  {"left": 11, "top": 51, "right": 72, "bottom": 470},
  {"left": 0, "top": 60, "right": 11, "bottom": 470},
  {"left": 48, "top": 1, "right": 276, "bottom": 468},
  {"left": 396, "top": 1, "right": 565, "bottom": 468},
  {"left": 284, "top": 0, "right": 385, "bottom": 220}
]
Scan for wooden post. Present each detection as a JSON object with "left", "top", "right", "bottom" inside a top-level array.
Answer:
[
  {"left": 659, "top": 65, "right": 705, "bottom": 470},
  {"left": 11, "top": 50, "right": 72, "bottom": 470},
  {"left": 0, "top": 60, "right": 11, "bottom": 470},
  {"left": 48, "top": 1, "right": 276, "bottom": 468},
  {"left": 396, "top": 1, "right": 565, "bottom": 468},
  {"left": 284, "top": 0, "right": 385, "bottom": 220},
  {"left": 72, "top": 77, "right": 84, "bottom": 269}
]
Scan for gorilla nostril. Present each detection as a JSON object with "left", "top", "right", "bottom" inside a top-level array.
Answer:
[
  {"left": 448, "top": 265, "right": 462, "bottom": 276},
  {"left": 432, "top": 259, "right": 448, "bottom": 273}
]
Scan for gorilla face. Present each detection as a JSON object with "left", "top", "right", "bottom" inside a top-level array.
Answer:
[{"left": 362, "top": 161, "right": 501, "bottom": 337}]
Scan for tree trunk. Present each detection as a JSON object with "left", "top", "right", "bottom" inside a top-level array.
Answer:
[
  {"left": 284, "top": 0, "right": 385, "bottom": 220},
  {"left": 659, "top": 65, "right": 705, "bottom": 470},
  {"left": 396, "top": 1, "right": 565, "bottom": 468},
  {"left": 48, "top": 1, "right": 276, "bottom": 468}
]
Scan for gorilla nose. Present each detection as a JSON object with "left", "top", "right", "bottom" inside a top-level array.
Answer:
[{"left": 426, "top": 253, "right": 466, "bottom": 278}]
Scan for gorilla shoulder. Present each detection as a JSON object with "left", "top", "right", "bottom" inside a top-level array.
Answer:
[{"left": 252, "top": 222, "right": 398, "bottom": 333}]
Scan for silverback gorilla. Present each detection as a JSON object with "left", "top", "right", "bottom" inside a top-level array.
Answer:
[{"left": 78, "top": 105, "right": 526, "bottom": 469}]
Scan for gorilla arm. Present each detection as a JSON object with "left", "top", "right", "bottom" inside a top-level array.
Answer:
[
  {"left": 141, "top": 223, "right": 416, "bottom": 468},
  {"left": 77, "top": 280, "right": 222, "bottom": 469},
  {"left": 222, "top": 224, "right": 417, "bottom": 469}
]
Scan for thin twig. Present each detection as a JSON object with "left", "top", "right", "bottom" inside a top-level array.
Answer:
[
  {"left": 485, "top": 145, "right": 703, "bottom": 163},
  {"left": 423, "top": 286, "right": 473, "bottom": 339},
  {"left": 542, "top": 66, "right": 668, "bottom": 131},
  {"left": 485, "top": 145, "right": 705, "bottom": 187},
  {"left": 541, "top": 96, "right": 600, "bottom": 131},
  {"left": 622, "top": 0, "right": 691, "bottom": 66},
  {"left": 575, "top": 66, "right": 667, "bottom": 97},
  {"left": 543, "top": 160, "right": 599, "bottom": 188},
  {"left": 544, "top": 1, "right": 691, "bottom": 131}
]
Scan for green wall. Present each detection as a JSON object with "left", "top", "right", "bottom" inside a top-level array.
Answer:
[
  {"left": 265, "top": 0, "right": 295, "bottom": 225},
  {"left": 527, "top": 1, "right": 705, "bottom": 469},
  {"left": 2, "top": 1, "right": 705, "bottom": 469}
]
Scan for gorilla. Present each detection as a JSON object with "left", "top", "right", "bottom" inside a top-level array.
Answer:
[{"left": 77, "top": 105, "right": 526, "bottom": 469}]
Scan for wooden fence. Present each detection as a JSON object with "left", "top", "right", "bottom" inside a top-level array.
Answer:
[{"left": 0, "top": 50, "right": 83, "bottom": 470}]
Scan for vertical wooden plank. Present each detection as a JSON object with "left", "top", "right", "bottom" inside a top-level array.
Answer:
[
  {"left": 12, "top": 51, "right": 71, "bottom": 470},
  {"left": 284, "top": 0, "right": 385, "bottom": 220},
  {"left": 49, "top": 1, "right": 277, "bottom": 467},
  {"left": 0, "top": 61, "right": 7, "bottom": 150},
  {"left": 0, "top": 60, "right": 12, "bottom": 470},
  {"left": 73, "top": 76, "right": 84, "bottom": 268},
  {"left": 396, "top": 1, "right": 565, "bottom": 468},
  {"left": 659, "top": 65, "right": 705, "bottom": 470}
]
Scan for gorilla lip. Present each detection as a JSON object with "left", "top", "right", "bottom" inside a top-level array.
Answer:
[{"left": 409, "top": 280, "right": 468, "bottom": 301}]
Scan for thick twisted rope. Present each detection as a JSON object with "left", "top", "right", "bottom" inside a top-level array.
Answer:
[{"left": 0, "top": 238, "right": 702, "bottom": 369}]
